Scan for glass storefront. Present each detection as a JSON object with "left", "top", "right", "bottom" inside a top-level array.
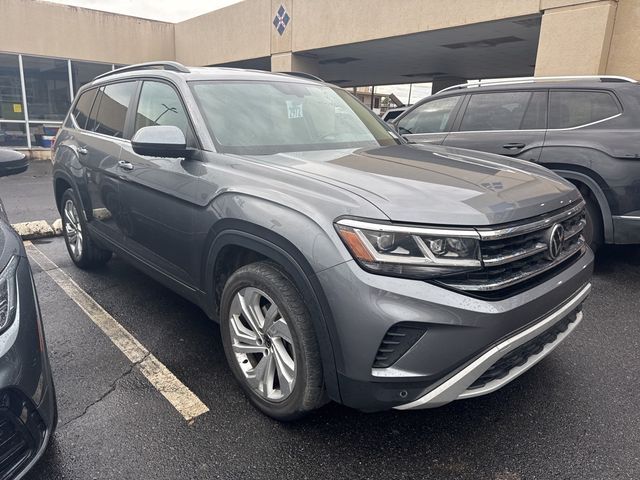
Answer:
[{"left": 0, "top": 51, "right": 120, "bottom": 148}]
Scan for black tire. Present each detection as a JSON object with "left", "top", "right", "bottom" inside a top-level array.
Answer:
[
  {"left": 220, "top": 261, "right": 325, "bottom": 421},
  {"left": 582, "top": 193, "right": 604, "bottom": 253},
  {"left": 60, "top": 188, "right": 112, "bottom": 269}
]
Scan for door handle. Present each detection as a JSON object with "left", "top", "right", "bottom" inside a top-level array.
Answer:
[
  {"left": 77, "top": 146, "right": 88, "bottom": 155},
  {"left": 502, "top": 143, "right": 526, "bottom": 150},
  {"left": 117, "top": 160, "right": 134, "bottom": 171}
]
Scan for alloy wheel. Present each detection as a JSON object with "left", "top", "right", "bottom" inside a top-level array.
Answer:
[
  {"left": 228, "top": 287, "right": 296, "bottom": 402},
  {"left": 64, "top": 199, "right": 83, "bottom": 259}
]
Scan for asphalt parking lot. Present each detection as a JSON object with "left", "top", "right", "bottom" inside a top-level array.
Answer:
[{"left": 1, "top": 166, "right": 637, "bottom": 479}]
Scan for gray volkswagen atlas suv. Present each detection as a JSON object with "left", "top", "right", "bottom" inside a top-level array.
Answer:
[{"left": 52, "top": 63, "right": 593, "bottom": 420}]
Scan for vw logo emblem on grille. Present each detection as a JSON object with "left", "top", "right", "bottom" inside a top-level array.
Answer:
[{"left": 546, "top": 223, "right": 565, "bottom": 260}]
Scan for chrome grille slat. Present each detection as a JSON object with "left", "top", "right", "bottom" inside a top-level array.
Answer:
[
  {"left": 477, "top": 200, "right": 585, "bottom": 241},
  {"left": 440, "top": 203, "right": 587, "bottom": 294},
  {"left": 482, "top": 242, "right": 547, "bottom": 266},
  {"left": 444, "top": 237, "right": 585, "bottom": 291}
]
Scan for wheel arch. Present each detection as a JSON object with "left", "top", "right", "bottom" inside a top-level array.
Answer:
[
  {"left": 551, "top": 167, "right": 613, "bottom": 243},
  {"left": 53, "top": 169, "right": 92, "bottom": 223},
  {"left": 204, "top": 220, "right": 342, "bottom": 403}
]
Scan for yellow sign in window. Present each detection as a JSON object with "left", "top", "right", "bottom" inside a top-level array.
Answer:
[{"left": 13, "top": 104, "right": 22, "bottom": 113}]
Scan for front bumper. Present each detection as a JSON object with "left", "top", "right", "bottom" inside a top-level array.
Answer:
[
  {"left": 395, "top": 283, "right": 589, "bottom": 409},
  {"left": 0, "top": 256, "right": 56, "bottom": 479},
  {"left": 317, "top": 247, "right": 594, "bottom": 412}
]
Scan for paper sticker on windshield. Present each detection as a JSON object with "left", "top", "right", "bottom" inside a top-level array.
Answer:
[{"left": 286, "top": 101, "right": 303, "bottom": 119}]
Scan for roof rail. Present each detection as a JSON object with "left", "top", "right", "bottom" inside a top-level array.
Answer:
[
  {"left": 280, "top": 71, "right": 324, "bottom": 82},
  {"left": 94, "top": 61, "right": 190, "bottom": 81},
  {"left": 437, "top": 75, "right": 638, "bottom": 94}
]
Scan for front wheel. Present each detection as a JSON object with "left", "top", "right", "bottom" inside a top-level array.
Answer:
[
  {"left": 61, "top": 189, "right": 112, "bottom": 269},
  {"left": 220, "top": 261, "right": 325, "bottom": 421}
]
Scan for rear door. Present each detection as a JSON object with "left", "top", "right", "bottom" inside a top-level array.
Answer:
[
  {"left": 78, "top": 81, "right": 138, "bottom": 243},
  {"left": 395, "top": 95, "right": 463, "bottom": 144},
  {"left": 117, "top": 79, "right": 202, "bottom": 288},
  {"left": 442, "top": 90, "right": 547, "bottom": 162}
]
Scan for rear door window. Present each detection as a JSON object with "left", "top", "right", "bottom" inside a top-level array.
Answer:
[
  {"left": 549, "top": 90, "right": 620, "bottom": 129},
  {"left": 71, "top": 88, "right": 97, "bottom": 129},
  {"left": 396, "top": 96, "right": 461, "bottom": 134},
  {"left": 459, "top": 91, "right": 544, "bottom": 131},
  {"left": 87, "top": 81, "right": 137, "bottom": 138}
]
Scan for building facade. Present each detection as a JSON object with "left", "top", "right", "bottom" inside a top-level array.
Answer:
[{"left": 1, "top": 0, "right": 639, "bottom": 154}]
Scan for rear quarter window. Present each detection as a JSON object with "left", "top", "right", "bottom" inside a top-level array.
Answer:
[
  {"left": 549, "top": 90, "right": 620, "bottom": 129},
  {"left": 71, "top": 88, "right": 98, "bottom": 130},
  {"left": 87, "top": 81, "right": 137, "bottom": 138}
]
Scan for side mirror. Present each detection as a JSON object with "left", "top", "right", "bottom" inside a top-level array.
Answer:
[
  {"left": 131, "top": 126, "right": 190, "bottom": 158},
  {"left": 0, "top": 149, "right": 28, "bottom": 178}
]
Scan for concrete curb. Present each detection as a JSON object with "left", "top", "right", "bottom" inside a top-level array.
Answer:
[{"left": 12, "top": 219, "right": 63, "bottom": 240}]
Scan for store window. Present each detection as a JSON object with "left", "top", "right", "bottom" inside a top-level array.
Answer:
[
  {"left": 0, "top": 122, "right": 27, "bottom": 148},
  {"left": 71, "top": 61, "right": 112, "bottom": 94},
  {"left": 0, "top": 54, "right": 24, "bottom": 121},
  {"left": 22, "top": 55, "right": 71, "bottom": 121},
  {"left": 29, "top": 123, "right": 59, "bottom": 148}
]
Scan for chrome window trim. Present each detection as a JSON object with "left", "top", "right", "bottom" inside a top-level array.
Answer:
[
  {"left": 441, "top": 113, "right": 620, "bottom": 134},
  {"left": 614, "top": 215, "right": 640, "bottom": 220},
  {"left": 550, "top": 112, "right": 621, "bottom": 131},
  {"left": 447, "top": 128, "right": 546, "bottom": 134}
]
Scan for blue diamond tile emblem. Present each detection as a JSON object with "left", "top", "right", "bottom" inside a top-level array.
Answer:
[{"left": 273, "top": 5, "right": 290, "bottom": 36}]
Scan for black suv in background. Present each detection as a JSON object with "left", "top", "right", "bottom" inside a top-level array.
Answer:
[{"left": 395, "top": 76, "right": 640, "bottom": 250}]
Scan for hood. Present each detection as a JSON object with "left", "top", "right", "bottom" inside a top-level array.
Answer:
[{"left": 242, "top": 144, "right": 581, "bottom": 226}]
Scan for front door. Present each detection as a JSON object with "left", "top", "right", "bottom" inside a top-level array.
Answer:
[
  {"left": 442, "top": 90, "right": 548, "bottom": 163},
  {"left": 117, "top": 80, "right": 202, "bottom": 288}
]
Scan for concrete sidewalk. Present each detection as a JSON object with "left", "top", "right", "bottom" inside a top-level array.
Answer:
[{"left": 0, "top": 160, "right": 59, "bottom": 224}]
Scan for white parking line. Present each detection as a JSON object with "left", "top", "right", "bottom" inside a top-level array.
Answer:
[{"left": 25, "top": 241, "right": 209, "bottom": 423}]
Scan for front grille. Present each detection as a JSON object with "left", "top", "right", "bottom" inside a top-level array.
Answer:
[
  {"left": 0, "top": 390, "right": 46, "bottom": 480},
  {"left": 0, "top": 417, "right": 31, "bottom": 480},
  {"left": 440, "top": 201, "right": 586, "bottom": 294},
  {"left": 468, "top": 307, "right": 581, "bottom": 390},
  {"left": 372, "top": 323, "right": 427, "bottom": 369}
]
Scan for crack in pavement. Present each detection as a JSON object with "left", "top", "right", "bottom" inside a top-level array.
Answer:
[{"left": 59, "top": 352, "right": 151, "bottom": 430}]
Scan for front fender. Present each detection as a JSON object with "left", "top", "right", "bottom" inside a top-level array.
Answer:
[{"left": 202, "top": 221, "right": 344, "bottom": 403}]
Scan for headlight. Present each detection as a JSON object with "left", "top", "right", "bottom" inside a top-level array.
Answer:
[
  {"left": 0, "top": 256, "right": 19, "bottom": 333},
  {"left": 335, "top": 219, "right": 481, "bottom": 279}
]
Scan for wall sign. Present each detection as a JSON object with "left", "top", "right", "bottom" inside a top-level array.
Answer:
[{"left": 273, "top": 5, "right": 290, "bottom": 35}]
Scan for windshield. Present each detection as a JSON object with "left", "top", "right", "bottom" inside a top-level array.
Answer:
[{"left": 190, "top": 80, "right": 400, "bottom": 154}]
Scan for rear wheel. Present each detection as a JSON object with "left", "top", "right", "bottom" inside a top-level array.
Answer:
[
  {"left": 61, "top": 188, "right": 112, "bottom": 269},
  {"left": 220, "top": 261, "right": 325, "bottom": 421}
]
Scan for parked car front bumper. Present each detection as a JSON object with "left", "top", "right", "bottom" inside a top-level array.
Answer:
[{"left": 0, "top": 256, "right": 56, "bottom": 479}]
